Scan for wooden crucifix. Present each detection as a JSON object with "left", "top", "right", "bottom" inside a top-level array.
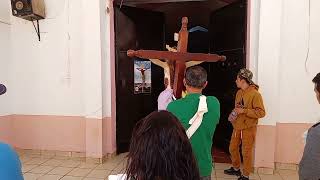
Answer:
[{"left": 127, "top": 17, "right": 226, "bottom": 99}]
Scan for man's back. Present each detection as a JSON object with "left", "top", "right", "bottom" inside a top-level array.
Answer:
[
  {"left": 0, "top": 142, "right": 23, "bottom": 180},
  {"left": 299, "top": 123, "right": 320, "bottom": 180},
  {"left": 167, "top": 93, "right": 220, "bottom": 177}
]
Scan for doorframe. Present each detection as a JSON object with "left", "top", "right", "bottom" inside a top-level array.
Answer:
[{"left": 107, "top": 0, "right": 259, "bottom": 153}]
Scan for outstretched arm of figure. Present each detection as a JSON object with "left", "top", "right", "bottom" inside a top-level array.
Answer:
[
  {"left": 166, "top": 45, "right": 177, "bottom": 52},
  {"left": 149, "top": 59, "right": 168, "bottom": 69},
  {"left": 186, "top": 61, "right": 204, "bottom": 68},
  {"left": 149, "top": 59, "right": 171, "bottom": 89}
]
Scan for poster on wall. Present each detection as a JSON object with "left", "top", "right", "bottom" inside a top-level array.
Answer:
[{"left": 134, "top": 60, "right": 152, "bottom": 94}]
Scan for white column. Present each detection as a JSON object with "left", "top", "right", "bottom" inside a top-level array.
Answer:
[
  {"left": 82, "top": 0, "right": 103, "bottom": 119},
  {"left": 82, "top": 0, "right": 103, "bottom": 158},
  {"left": 256, "top": 0, "right": 283, "bottom": 126}
]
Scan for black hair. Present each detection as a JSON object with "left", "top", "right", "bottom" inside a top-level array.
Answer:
[
  {"left": 126, "top": 111, "right": 200, "bottom": 180},
  {"left": 312, "top": 73, "right": 320, "bottom": 92}
]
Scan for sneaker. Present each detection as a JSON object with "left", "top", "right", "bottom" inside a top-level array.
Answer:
[
  {"left": 238, "top": 175, "right": 249, "bottom": 180},
  {"left": 224, "top": 167, "right": 241, "bottom": 176}
]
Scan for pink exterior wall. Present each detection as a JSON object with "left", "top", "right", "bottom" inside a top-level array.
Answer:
[
  {"left": 0, "top": 115, "right": 12, "bottom": 144},
  {"left": 1, "top": 114, "right": 313, "bottom": 165},
  {"left": 0, "top": 115, "right": 116, "bottom": 157},
  {"left": 254, "top": 125, "right": 276, "bottom": 168},
  {"left": 275, "top": 123, "right": 312, "bottom": 164},
  {"left": 86, "top": 118, "right": 103, "bottom": 158},
  {"left": 103, "top": 117, "right": 116, "bottom": 155},
  {"left": 10, "top": 115, "right": 86, "bottom": 152},
  {"left": 254, "top": 123, "right": 313, "bottom": 168}
]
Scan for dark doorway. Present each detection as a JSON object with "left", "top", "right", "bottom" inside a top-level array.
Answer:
[
  {"left": 114, "top": 0, "right": 247, "bottom": 156},
  {"left": 206, "top": 0, "right": 247, "bottom": 154},
  {"left": 114, "top": 5, "right": 165, "bottom": 153}
]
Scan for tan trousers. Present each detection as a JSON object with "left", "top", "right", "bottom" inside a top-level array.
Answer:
[{"left": 229, "top": 126, "right": 257, "bottom": 176}]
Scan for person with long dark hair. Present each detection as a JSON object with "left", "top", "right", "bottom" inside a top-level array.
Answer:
[{"left": 109, "top": 111, "right": 200, "bottom": 180}]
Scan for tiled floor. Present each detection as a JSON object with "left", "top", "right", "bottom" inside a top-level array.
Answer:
[{"left": 19, "top": 151, "right": 299, "bottom": 180}]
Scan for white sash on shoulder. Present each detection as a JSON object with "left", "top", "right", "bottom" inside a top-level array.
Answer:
[{"left": 186, "top": 95, "right": 208, "bottom": 139}]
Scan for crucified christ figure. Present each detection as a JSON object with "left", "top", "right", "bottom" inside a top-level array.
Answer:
[
  {"left": 136, "top": 63, "right": 150, "bottom": 93},
  {"left": 149, "top": 45, "right": 203, "bottom": 93},
  {"left": 127, "top": 17, "right": 226, "bottom": 99}
]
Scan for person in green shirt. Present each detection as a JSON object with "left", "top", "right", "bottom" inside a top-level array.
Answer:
[{"left": 167, "top": 66, "right": 220, "bottom": 179}]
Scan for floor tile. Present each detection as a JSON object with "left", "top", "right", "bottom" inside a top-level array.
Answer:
[
  {"left": 24, "top": 158, "right": 50, "bottom": 165},
  {"left": 112, "top": 161, "right": 126, "bottom": 174},
  {"left": 67, "top": 168, "right": 93, "bottom": 177},
  {"left": 277, "top": 169, "right": 298, "bottom": 176},
  {"left": 23, "top": 173, "right": 44, "bottom": 180},
  {"left": 47, "top": 167, "right": 74, "bottom": 176},
  {"left": 53, "top": 156, "right": 71, "bottom": 160},
  {"left": 59, "top": 160, "right": 81, "bottom": 168},
  {"left": 60, "top": 176, "right": 83, "bottom": 180},
  {"left": 20, "top": 156, "right": 34, "bottom": 163},
  {"left": 22, "top": 164, "right": 38, "bottom": 173},
  {"left": 79, "top": 162, "right": 99, "bottom": 169},
  {"left": 281, "top": 174, "right": 299, "bottom": 180},
  {"left": 249, "top": 173, "right": 261, "bottom": 180},
  {"left": 86, "top": 169, "right": 111, "bottom": 179},
  {"left": 95, "top": 163, "right": 117, "bottom": 170},
  {"left": 259, "top": 173, "right": 282, "bottom": 180},
  {"left": 38, "top": 174, "right": 63, "bottom": 180},
  {"left": 42, "top": 159, "right": 64, "bottom": 166},
  {"left": 29, "top": 165, "right": 55, "bottom": 174}
]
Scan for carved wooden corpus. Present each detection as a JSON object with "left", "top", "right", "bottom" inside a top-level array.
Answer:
[
  {"left": 174, "top": 17, "right": 188, "bottom": 99},
  {"left": 127, "top": 17, "right": 226, "bottom": 99}
]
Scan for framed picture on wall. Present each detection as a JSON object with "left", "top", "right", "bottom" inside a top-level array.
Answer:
[{"left": 134, "top": 60, "right": 152, "bottom": 94}]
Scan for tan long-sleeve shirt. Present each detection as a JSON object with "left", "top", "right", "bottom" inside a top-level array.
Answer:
[{"left": 232, "top": 85, "right": 266, "bottom": 130}]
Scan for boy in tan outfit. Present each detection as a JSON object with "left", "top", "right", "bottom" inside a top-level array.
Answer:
[{"left": 224, "top": 68, "right": 266, "bottom": 180}]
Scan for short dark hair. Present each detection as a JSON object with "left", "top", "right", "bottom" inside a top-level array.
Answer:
[
  {"left": 185, "top": 66, "right": 207, "bottom": 88},
  {"left": 312, "top": 73, "right": 320, "bottom": 92},
  {"left": 126, "top": 111, "right": 200, "bottom": 180}
]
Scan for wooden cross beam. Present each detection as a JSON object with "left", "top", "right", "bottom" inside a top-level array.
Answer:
[{"left": 127, "top": 17, "right": 226, "bottom": 99}]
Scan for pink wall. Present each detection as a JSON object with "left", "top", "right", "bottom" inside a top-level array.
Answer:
[
  {"left": 254, "top": 125, "right": 276, "bottom": 168},
  {"left": 11, "top": 115, "right": 86, "bottom": 152},
  {"left": 86, "top": 118, "right": 103, "bottom": 157},
  {"left": 275, "top": 123, "right": 312, "bottom": 164},
  {"left": 254, "top": 123, "right": 313, "bottom": 168},
  {"left": 1, "top": 115, "right": 116, "bottom": 157},
  {"left": 0, "top": 117, "right": 314, "bottom": 164},
  {"left": 103, "top": 117, "right": 116, "bottom": 155},
  {"left": 0, "top": 115, "right": 12, "bottom": 144}
]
